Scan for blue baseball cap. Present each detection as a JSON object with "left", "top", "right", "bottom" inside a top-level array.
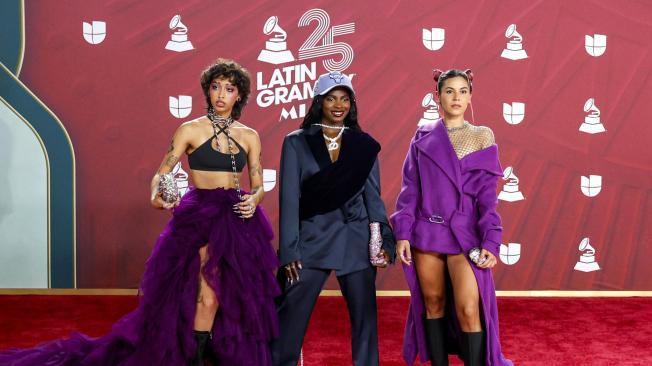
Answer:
[{"left": 313, "top": 71, "right": 355, "bottom": 97}]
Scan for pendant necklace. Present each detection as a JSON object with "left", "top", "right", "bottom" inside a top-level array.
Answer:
[{"left": 316, "top": 123, "right": 347, "bottom": 151}]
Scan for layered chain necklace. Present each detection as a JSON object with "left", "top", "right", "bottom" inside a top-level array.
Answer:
[
  {"left": 207, "top": 110, "right": 241, "bottom": 200},
  {"left": 315, "top": 123, "right": 347, "bottom": 151}
]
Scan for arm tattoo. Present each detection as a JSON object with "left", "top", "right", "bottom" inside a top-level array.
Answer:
[
  {"left": 250, "top": 163, "right": 263, "bottom": 178},
  {"left": 250, "top": 153, "right": 264, "bottom": 177},
  {"left": 167, "top": 139, "right": 174, "bottom": 153},
  {"left": 164, "top": 154, "right": 179, "bottom": 168}
]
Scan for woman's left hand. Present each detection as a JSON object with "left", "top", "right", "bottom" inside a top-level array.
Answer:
[
  {"left": 234, "top": 194, "right": 257, "bottom": 219},
  {"left": 476, "top": 249, "right": 497, "bottom": 269},
  {"left": 372, "top": 249, "right": 390, "bottom": 268}
]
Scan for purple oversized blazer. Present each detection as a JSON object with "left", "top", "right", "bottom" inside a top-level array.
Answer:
[{"left": 391, "top": 119, "right": 512, "bottom": 366}]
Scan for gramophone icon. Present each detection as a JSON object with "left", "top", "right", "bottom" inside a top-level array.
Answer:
[
  {"left": 498, "top": 166, "right": 525, "bottom": 202},
  {"left": 165, "top": 15, "right": 194, "bottom": 52},
  {"left": 171, "top": 162, "right": 189, "bottom": 198},
  {"left": 500, "top": 24, "right": 528, "bottom": 60},
  {"left": 579, "top": 98, "right": 606, "bottom": 134},
  {"left": 574, "top": 237, "right": 600, "bottom": 272},
  {"left": 257, "top": 16, "right": 295, "bottom": 64},
  {"left": 417, "top": 93, "right": 440, "bottom": 126}
]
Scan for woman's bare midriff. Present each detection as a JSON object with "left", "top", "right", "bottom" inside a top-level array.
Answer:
[{"left": 190, "top": 169, "right": 244, "bottom": 190}]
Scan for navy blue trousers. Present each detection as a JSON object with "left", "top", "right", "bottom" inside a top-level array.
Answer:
[{"left": 271, "top": 266, "right": 379, "bottom": 366}]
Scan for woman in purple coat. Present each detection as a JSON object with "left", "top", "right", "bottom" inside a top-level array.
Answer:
[{"left": 391, "top": 69, "right": 512, "bottom": 366}]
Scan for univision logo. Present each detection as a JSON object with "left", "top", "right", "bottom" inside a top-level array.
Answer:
[
  {"left": 422, "top": 28, "right": 445, "bottom": 51},
  {"left": 82, "top": 21, "right": 106, "bottom": 45},
  {"left": 580, "top": 175, "right": 602, "bottom": 197},
  {"left": 503, "top": 102, "right": 525, "bottom": 125},
  {"left": 169, "top": 95, "right": 192, "bottom": 118},
  {"left": 585, "top": 34, "right": 607, "bottom": 57},
  {"left": 263, "top": 169, "right": 277, "bottom": 192},
  {"left": 499, "top": 243, "right": 521, "bottom": 265}
]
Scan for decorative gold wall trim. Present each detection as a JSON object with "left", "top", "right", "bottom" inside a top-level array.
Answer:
[
  {"left": 16, "top": 0, "right": 25, "bottom": 76},
  {"left": 2, "top": 289, "right": 651, "bottom": 297}
]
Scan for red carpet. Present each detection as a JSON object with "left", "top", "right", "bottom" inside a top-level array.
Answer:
[{"left": 0, "top": 296, "right": 650, "bottom": 365}]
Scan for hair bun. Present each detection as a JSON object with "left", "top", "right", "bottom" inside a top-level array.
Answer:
[
  {"left": 432, "top": 69, "right": 443, "bottom": 82},
  {"left": 464, "top": 69, "right": 474, "bottom": 82}
]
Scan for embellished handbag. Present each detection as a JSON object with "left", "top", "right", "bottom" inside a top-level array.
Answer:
[
  {"left": 468, "top": 247, "right": 484, "bottom": 265},
  {"left": 158, "top": 172, "right": 179, "bottom": 203},
  {"left": 369, "top": 222, "right": 387, "bottom": 266}
]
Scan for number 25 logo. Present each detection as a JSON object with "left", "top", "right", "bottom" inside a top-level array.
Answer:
[{"left": 298, "top": 9, "right": 355, "bottom": 72}]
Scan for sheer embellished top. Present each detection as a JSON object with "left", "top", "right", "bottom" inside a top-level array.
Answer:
[
  {"left": 188, "top": 124, "right": 247, "bottom": 172},
  {"left": 446, "top": 122, "right": 495, "bottom": 159}
]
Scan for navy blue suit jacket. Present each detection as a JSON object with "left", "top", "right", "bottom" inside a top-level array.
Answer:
[{"left": 279, "top": 125, "right": 395, "bottom": 275}]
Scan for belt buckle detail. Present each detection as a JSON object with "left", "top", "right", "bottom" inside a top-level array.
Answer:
[{"left": 428, "top": 215, "right": 445, "bottom": 224}]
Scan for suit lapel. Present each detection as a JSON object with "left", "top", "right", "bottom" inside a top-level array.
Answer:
[
  {"left": 414, "top": 119, "right": 462, "bottom": 190},
  {"left": 304, "top": 125, "right": 332, "bottom": 169}
]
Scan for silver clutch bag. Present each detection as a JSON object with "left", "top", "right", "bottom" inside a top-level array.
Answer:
[
  {"left": 468, "top": 247, "right": 484, "bottom": 265},
  {"left": 158, "top": 172, "right": 179, "bottom": 204},
  {"left": 369, "top": 222, "right": 386, "bottom": 266}
]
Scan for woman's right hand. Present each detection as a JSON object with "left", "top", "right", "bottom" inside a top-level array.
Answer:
[
  {"left": 284, "top": 260, "right": 302, "bottom": 284},
  {"left": 396, "top": 240, "right": 412, "bottom": 266},
  {"left": 150, "top": 192, "right": 178, "bottom": 210}
]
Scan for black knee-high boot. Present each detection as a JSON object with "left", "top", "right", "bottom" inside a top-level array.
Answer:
[
  {"left": 190, "top": 330, "right": 211, "bottom": 366},
  {"left": 460, "top": 331, "right": 484, "bottom": 366},
  {"left": 423, "top": 316, "right": 449, "bottom": 366}
]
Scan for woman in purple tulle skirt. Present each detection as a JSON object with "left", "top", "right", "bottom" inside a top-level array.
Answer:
[{"left": 0, "top": 58, "right": 280, "bottom": 366}]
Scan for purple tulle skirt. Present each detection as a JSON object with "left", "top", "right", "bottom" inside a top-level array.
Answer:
[{"left": 0, "top": 187, "right": 280, "bottom": 365}]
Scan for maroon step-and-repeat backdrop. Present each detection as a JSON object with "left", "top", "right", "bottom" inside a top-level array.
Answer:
[{"left": 19, "top": 0, "right": 652, "bottom": 290}]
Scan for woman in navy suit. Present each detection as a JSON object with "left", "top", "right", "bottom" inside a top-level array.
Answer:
[{"left": 271, "top": 71, "right": 395, "bottom": 366}]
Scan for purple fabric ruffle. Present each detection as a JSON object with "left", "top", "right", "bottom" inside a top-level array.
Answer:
[{"left": 0, "top": 187, "right": 280, "bottom": 365}]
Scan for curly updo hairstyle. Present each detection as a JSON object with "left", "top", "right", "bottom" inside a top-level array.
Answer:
[{"left": 200, "top": 58, "right": 251, "bottom": 120}]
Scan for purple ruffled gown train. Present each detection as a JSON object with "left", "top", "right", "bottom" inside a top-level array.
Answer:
[{"left": 0, "top": 187, "right": 280, "bottom": 366}]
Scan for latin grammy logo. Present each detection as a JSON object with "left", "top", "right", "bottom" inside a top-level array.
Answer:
[
  {"left": 579, "top": 98, "right": 606, "bottom": 134},
  {"left": 498, "top": 166, "right": 525, "bottom": 202},
  {"left": 574, "top": 237, "right": 600, "bottom": 272},
  {"left": 499, "top": 243, "right": 521, "bottom": 265},
  {"left": 417, "top": 93, "right": 440, "bottom": 126},
  {"left": 82, "top": 21, "right": 106, "bottom": 45},
  {"left": 422, "top": 27, "right": 445, "bottom": 51},
  {"left": 165, "top": 15, "right": 194, "bottom": 52},
  {"left": 257, "top": 16, "right": 295, "bottom": 64},
  {"left": 500, "top": 24, "right": 528, "bottom": 60},
  {"left": 263, "top": 169, "right": 277, "bottom": 192},
  {"left": 171, "top": 162, "right": 189, "bottom": 198},
  {"left": 169, "top": 95, "right": 192, "bottom": 118},
  {"left": 585, "top": 34, "right": 607, "bottom": 57},
  {"left": 581, "top": 175, "right": 602, "bottom": 197},
  {"left": 502, "top": 102, "right": 525, "bottom": 125}
]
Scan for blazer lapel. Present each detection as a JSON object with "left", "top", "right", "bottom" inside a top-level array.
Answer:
[
  {"left": 414, "top": 119, "right": 462, "bottom": 190},
  {"left": 304, "top": 125, "right": 332, "bottom": 169}
]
